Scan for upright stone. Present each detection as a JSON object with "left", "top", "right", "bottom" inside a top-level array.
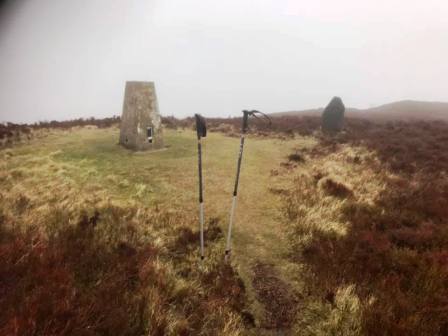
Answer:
[
  {"left": 322, "top": 97, "right": 345, "bottom": 133},
  {"left": 119, "top": 81, "right": 163, "bottom": 151}
]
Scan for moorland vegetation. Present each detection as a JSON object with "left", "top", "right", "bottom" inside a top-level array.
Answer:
[{"left": 1, "top": 114, "right": 448, "bottom": 335}]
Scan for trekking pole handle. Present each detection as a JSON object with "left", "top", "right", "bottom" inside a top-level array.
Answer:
[
  {"left": 242, "top": 110, "right": 271, "bottom": 134},
  {"left": 242, "top": 110, "right": 250, "bottom": 134},
  {"left": 195, "top": 114, "right": 207, "bottom": 140}
]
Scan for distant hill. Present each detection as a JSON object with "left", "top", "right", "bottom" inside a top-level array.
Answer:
[{"left": 272, "top": 100, "right": 448, "bottom": 121}]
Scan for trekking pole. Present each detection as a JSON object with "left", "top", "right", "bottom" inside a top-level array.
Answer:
[
  {"left": 225, "top": 110, "right": 271, "bottom": 261},
  {"left": 195, "top": 114, "right": 207, "bottom": 260}
]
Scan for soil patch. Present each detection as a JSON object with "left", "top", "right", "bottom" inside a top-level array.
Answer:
[{"left": 252, "top": 262, "right": 298, "bottom": 330}]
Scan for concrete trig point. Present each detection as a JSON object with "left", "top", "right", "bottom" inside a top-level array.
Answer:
[{"left": 119, "top": 81, "right": 164, "bottom": 151}]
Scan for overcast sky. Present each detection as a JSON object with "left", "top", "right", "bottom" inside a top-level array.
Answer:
[{"left": 0, "top": 0, "right": 447, "bottom": 123}]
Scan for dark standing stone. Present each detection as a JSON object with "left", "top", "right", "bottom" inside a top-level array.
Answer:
[{"left": 322, "top": 97, "right": 345, "bottom": 133}]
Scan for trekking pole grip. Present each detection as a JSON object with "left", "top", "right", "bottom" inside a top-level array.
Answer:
[{"left": 242, "top": 110, "right": 250, "bottom": 134}]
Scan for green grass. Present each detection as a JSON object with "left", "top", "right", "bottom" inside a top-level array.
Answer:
[
  {"left": 26, "top": 127, "right": 315, "bottom": 257},
  {"left": 1, "top": 126, "right": 316, "bottom": 335},
  {"left": 7, "top": 124, "right": 444, "bottom": 335}
]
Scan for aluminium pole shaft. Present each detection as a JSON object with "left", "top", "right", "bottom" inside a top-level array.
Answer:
[
  {"left": 224, "top": 110, "right": 270, "bottom": 260},
  {"left": 225, "top": 111, "right": 249, "bottom": 259},
  {"left": 225, "top": 135, "right": 245, "bottom": 258},
  {"left": 197, "top": 138, "right": 205, "bottom": 260},
  {"left": 194, "top": 114, "right": 207, "bottom": 261}
]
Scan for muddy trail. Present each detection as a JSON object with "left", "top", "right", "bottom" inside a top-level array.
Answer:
[{"left": 252, "top": 262, "right": 300, "bottom": 334}]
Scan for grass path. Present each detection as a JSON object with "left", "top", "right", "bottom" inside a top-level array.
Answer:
[
  {"left": 6, "top": 127, "right": 316, "bottom": 334},
  {"left": 199, "top": 131, "right": 318, "bottom": 333}
]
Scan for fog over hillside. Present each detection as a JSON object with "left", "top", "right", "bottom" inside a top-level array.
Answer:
[
  {"left": 273, "top": 100, "right": 448, "bottom": 121},
  {"left": 358, "top": 100, "right": 448, "bottom": 121},
  {"left": 0, "top": 0, "right": 447, "bottom": 123}
]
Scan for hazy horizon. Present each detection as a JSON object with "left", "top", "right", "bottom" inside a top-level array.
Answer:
[{"left": 0, "top": 0, "right": 447, "bottom": 123}]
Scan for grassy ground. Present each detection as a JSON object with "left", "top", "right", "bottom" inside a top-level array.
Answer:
[
  {"left": 3, "top": 121, "right": 447, "bottom": 335},
  {"left": 280, "top": 122, "right": 448, "bottom": 335},
  {"left": 0, "top": 126, "right": 315, "bottom": 335}
]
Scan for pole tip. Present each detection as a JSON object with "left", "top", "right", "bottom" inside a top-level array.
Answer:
[
  {"left": 224, "top": 250, "right": 231, "bottom": 262},
  {"left": 201, "top": 255, "right": 205, "bottom": 260}
]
